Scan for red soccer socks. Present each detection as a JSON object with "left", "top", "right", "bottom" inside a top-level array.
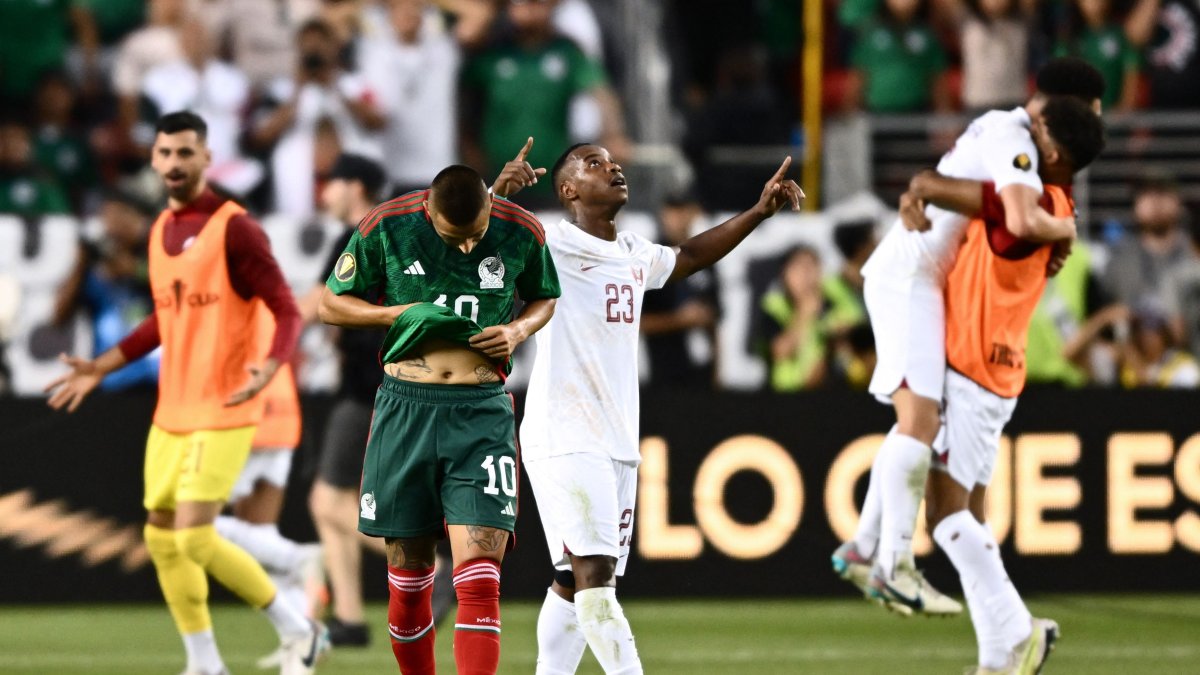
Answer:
[
  {"left": 387, "top": 566, "right": 436, "bottom": 675},
  {"left": 452, "top": 559, "right": 502, "bottom": 675}
]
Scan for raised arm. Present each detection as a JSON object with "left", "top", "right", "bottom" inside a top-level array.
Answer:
[{"left": 670, "top": 157, "right": 804, "bottom": 282}]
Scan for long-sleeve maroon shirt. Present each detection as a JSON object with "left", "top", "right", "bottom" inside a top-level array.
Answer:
[{"left": 117, "top": 189, "right": 301, "bottom": 362}]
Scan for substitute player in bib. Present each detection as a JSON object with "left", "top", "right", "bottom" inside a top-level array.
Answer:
[
  {"left": 45, "top": 112, "right": 323, "bottom": 675},
  {"left": 215, "top": 345, "right": 327, "bottom": 669},
  {"left": 901, "top": 96, "right": 1105, "bottom": 673},
  {"left": 832, "top": 58, "right": 1105, "bottom": 614},
  {"left": 319, "top": 165, "right": 559, "bottom": 675},
  {"left": 493, "top": 139, "right": 802, "bottom": 675}
]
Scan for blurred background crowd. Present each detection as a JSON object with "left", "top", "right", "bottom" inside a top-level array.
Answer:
[{"left": 0, "top": 0, "right": 1198, "bottom": 395}]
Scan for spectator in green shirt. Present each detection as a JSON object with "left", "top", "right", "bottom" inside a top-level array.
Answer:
[
  {"left": 0, "top": 118, "right": 71, "bottom": 217},
  {"left": 460, "top": 0, "right": 628, "bottom": 207},
  {"left": 1055, "top": 0, "right": 1140, "bottom": 110},
  {"left": 847, "top": 0, "right": 952, "bottom": 113},
  {"left": 761, "top": 246, "right": 830, "bottom": 392},
  {"left": 32, "top": 71, "right": 97, "bottom": 212},
  {"left": 0, "top": 0, "right": 98, "bottom": 104}
]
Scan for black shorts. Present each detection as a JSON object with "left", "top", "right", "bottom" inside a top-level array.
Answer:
[{"left": 317, "top": 398, "right": 373, "bottom": 489}]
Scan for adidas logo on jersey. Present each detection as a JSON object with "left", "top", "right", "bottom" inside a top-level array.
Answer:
[
  {"left": 403, "top": 261, "right": 426, "bottom": 275},
  {"left": 500, "top": 502, "right": 515, "bottom": 517}
]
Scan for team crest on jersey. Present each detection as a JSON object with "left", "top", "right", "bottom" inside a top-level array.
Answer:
[
  {"left": 479, "top": 255, "right": 505, "bottom": 289},
  {"left": 1013, "top": 153, "right": 1032, "bottom": 171},
  {"left": 360, "top": 492, "right": 376, "bottom": 520},
  {"left": 334, "top": 252, "right": 356, "bottom": 282},
  {"left": 631, "top": 267, "right": 644, "bottom": 287}
]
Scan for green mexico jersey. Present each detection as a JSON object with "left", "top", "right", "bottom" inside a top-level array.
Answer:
[{"left": 326, "top": 190, "right": 560, "bottom": 363}]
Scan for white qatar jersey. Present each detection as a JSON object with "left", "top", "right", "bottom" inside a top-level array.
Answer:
[
  {"left": 862, "top": 107, "right": 1044, "bottom": 284},
  {"left": 520, "top": 219, "right": 677, "bottom": 462}
]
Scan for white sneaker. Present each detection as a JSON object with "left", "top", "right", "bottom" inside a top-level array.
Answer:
[
  {"left": 868, "top": 560, "right": 964, "bottom": 616},
  {"left": 279, "top": 620, "right": 330, "bottom": 675}
]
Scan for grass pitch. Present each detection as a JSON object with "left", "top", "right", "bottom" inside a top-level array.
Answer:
[{"left": 1, "top": 594, "right": 1197, "bottom": 674}]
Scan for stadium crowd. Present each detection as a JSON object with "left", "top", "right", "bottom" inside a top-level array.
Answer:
[{"left": 0, "top": 0, "right": 1198, "bottom": 394}]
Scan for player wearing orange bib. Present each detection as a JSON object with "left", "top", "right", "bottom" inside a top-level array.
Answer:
[
  {"left": 215, "top": 310, "right": 327, "bottom": 669},
  {"left": 46, "top": 112, "right": 324, "bottom": 675},
  {"left": 900, "top": 96, "right": 1105, "bottom": 674}
]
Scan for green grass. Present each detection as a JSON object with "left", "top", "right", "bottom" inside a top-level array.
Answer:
[{"left": 1, "top": 595, "right": 1198, "bottom": 674}]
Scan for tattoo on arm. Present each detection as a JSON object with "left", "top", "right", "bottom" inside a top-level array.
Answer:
[
  {"left": 391, "top": 356, "right": 433, "bottom": 381},
  {"left": 466, "top": 525, "right": 506, "bottom": 554},
  {"left": 474, "top": 365, "right": 500, "bottom": 383}
]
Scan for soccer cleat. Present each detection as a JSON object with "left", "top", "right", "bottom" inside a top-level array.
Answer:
[
  {"left": 278, "top": 620, "right": 330, "bottom": 675},
  {"left": 831, "top": 541, "right": 873, "bottom": 595},
  {"left": 1013, "top": 617, "right": 1060, "bottom": 675},
  {"left": 961, "top": 618, "right": 1060, "bottom": 675},
  {"left": 256, "top": 646, "right": 283, "bottom": 670},
  {"left": 868, "top": 560, "right": 964, "bottom": 617}
]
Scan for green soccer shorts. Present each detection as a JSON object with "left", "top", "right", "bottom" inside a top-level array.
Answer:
[{"left": 357, "top": 376, "right": 519, "bottom": 538}]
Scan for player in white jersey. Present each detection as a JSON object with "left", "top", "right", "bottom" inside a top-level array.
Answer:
[
  {"left": 492, "top": 138, "right": 802, "bottom": 675},
  {"left": 832, "top": 58, "right": 1106, "bottom": 615}
]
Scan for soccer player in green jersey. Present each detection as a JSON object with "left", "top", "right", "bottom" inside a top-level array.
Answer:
[{"left": 319, "top": 164, "right": 559, "bottom": 675}]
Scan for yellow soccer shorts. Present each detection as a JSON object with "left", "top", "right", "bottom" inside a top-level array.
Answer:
[{"left": 143, "top": 425, "right": 257, "bottom": 511}]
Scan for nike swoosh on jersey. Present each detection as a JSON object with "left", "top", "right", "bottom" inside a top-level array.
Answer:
[{"left": 580, "top": 264, "right": 600, "bottom": 272}]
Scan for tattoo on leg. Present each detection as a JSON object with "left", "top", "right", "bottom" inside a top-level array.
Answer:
[
  {"left": 391, "top": 356, "right": 433, "bottom": 381},
  {"left": 474, "top": 365, "right": 500, "bottom": 383},
  {"left": 466, "top": 526, "right": 506, "bottom": 553},
  {"left": 385, "top": 537, "right": 435, "bottom": 569}
]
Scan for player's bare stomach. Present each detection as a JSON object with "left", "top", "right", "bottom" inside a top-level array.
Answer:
[{"left": 383, "top": 338, "right": 500, "bottom": 385}]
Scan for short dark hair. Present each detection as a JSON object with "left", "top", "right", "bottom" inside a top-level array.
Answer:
[
  {"left": 833, "top": 219, "right": 875, "bottom": 260},
  {"left": 551, "top": 142, "right": 592, "bottom": 191},
  {"left": 429, "top": 165, "right": 489, "bottom": 226},
  {"left": 298, "top": 18, "right": 336, "bottom": 41},
  {"left": 1036, "top": 57, "right": 1106, "bottom": 104},
  {"left": 155, "top": 111, "right": 207, "bottom": 140},
  {"left": 1042, "top": 95, "right": 1106, "bottom": 171},
  {"left": 328, "top": 154, "right": 387, "bottom": 200}
]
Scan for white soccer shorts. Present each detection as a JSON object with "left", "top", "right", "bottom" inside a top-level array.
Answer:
[
  {"left": 229, "top": 448, "right": 294, "bottom": 502},
  {"left": 932, "top": 370, "right": 1018, "bottom": 489},
  {"left": 865, "top": 273, "right": 947, "bottom": 405},
  {"left": 523, "top": 452, "right": 639, "bottom": 577}
]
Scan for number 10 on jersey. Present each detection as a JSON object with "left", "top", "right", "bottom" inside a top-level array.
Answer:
[
  {"left": 481, "top": 455, "right": 517, "bottom": 496},
  {"left": 435, "top": 293, "right": 480, "bottom": 323}
]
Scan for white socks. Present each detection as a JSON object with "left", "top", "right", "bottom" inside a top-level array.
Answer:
[
  {"left": 575, "top": 587, "right": 642, "bottom": 675},
  {"left": 852, "top": 449, "right": 884, "bottom": 558},
  {"left": 214, "top": 516, "right": 306, "bottom": 576},
  {"left": 877, "top": 431, "right": 930, "bottom": 576},
  {"left": 182, "top": 629, "right": 225, "bottom": 674},
  {"left": 535, "top": 588, "right": 588, "bottom": 675},
  {"left": 264, "top": 593, "right": 311, "bottom": 640},
  {"left": 934, "top": 510, "right": 1032, "bottom": 669}
]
